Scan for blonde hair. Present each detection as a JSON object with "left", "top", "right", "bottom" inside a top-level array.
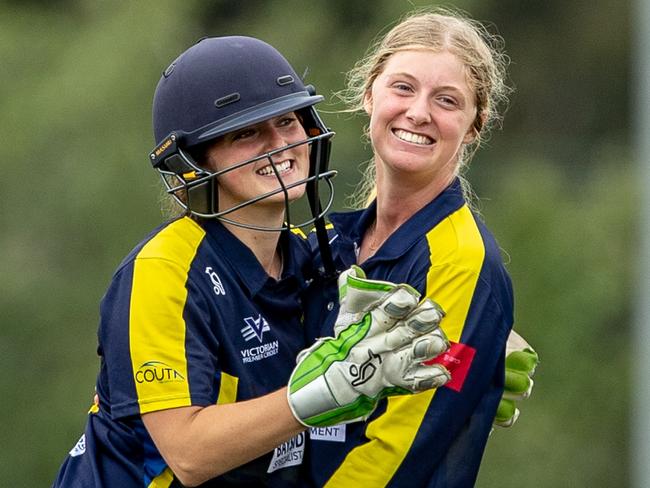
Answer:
[{"left": 341, "top": 7, "right": 511, "bottom": 208}]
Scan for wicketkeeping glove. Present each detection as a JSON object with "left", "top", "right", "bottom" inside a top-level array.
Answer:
[
  {"left": 288, "top": 265, "right": 451, "bottom": 427},
  {"left": 494, "top": 330, "right": 539, "bottom": 428}
]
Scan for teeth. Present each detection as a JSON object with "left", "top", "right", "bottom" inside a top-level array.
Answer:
[
  {"left": 257, "top": 160, "right": 291, "bottom": 176},
  {"left": 394, "top": 129, "right": 433, "bottom": 145}
]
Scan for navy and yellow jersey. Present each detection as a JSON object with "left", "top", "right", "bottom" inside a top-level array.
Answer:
[
  {"left": 303, "top": 179, "right": 514, "bottom": 487},
  {"left": 52, "top": 217, "right": 312, "bottom": 488}
]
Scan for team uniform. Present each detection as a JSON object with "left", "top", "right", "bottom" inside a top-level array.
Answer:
[
  {"left": 52, "top": 216, "right": 312, "bottom": 487},
  {"left": 304, "top": 178, "right": 514, "bottom": 487}
]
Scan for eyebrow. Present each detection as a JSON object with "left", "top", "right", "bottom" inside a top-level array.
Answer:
[{"left": 385, "top": 72, "right": 465, "bottom": 93}]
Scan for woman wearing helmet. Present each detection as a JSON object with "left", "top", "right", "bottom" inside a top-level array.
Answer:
[{"left": 51, "top": 36, "right": 451, "bottom": 487}]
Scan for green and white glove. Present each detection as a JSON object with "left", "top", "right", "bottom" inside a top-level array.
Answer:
[
  {"left": 288, "top": 265, "right": 451, "bottom": 427},
  {"left": 494, "top": 330, "right": 539, "bottom": 428}
]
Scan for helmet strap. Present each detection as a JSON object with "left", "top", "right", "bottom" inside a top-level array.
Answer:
[{"left": 306, "top": 138, "right": 336, "bottom": 280}]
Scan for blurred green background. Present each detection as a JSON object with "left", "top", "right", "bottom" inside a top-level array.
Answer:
[{"left": 1, "top": 0, "right": 633, "bottom": 486}]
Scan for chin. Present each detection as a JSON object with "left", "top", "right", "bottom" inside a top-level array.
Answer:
[{"left": 265, "top": 185, "right": 306, "bottom": 203}]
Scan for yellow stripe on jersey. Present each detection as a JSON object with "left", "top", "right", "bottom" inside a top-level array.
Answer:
[
  {"left": 147, "top": 467, "right": 174, "bottom": 488},
  {"left": 216, "top": 372, "right": 239, "bottom": 405},
  {"left": 325, "top": 205, "right": 485, "bottom": 487},
  {"left": 290, "top": 226, "right": 307, "bottom": 239},
  {"left": 424, "top": 205, "right": 485, "bottom": 344},
  {"left": 130, "top": 217, "right": 205, "bottom": 414}
]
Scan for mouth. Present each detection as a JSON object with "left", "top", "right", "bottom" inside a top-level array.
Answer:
[
  {"left": 256, "top": 159, "right": 293, "bottom": 176},
  {"left": 392, "top": 129, "right": 434, "bottom": 146}
]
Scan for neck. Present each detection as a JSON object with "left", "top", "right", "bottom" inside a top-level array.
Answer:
[
  {"left": 375, "top": 160, "right": 455, "bottom": 220},
  {"left": 224, "top": 222, "right": 284, "bottom": 279},
  {"left": 358, "top": 160, "right": 454, "bottom": 263}
]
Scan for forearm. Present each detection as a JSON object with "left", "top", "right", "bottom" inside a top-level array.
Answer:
[{"left": 143, "top": 387, "right": 304, "bottom": 486}]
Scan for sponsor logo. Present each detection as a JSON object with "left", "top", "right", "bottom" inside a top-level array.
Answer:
[
  {"left": 349, "top": 349, "right": 381, "bottom": 386},
  {"left": 267, "top": 432, "right": 305, "bottom": 473},
  {"left": 241, "top": 314, "right": 270, "bottom": 343},
  {"left": 154, "top": 138, "right": 172, "bottom": 157},
  {"left": 239, "top": 314, "right": 278, "bottom": 363},
  {"left": 205, "top": 266, "right": 225, "bottom": 296},
  {"left": 426, "top": 342, "right": 476, "bottom": 392},
  {"left": 309, "top": 424, "right": 346, "bottom": 443},
  {"left": 135, "top": 361, "right": 185, "bottom": 384},
  {"left": 241, "top": 340, "right": 279, "bottom": 363},
  {"left": 69, "top": 434, "right": 86, "bottom": 457}
]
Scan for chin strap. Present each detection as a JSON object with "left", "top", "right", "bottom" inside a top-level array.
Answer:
[{"left": 306, "top": 135, "right": 337, "bottom": 280}]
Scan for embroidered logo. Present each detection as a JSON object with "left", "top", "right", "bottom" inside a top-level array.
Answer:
[
  {"left": 240, "top": 314, "right": 278, "bottom": 363},
  {"left": 205, "top": 266, "right": 226, "bottom": 295},
  {"left": 69, "top": 434, "right": 86, "bottom": 457},
  {"left": 241, "top": 314, "right": 270, "bottom": 343}
]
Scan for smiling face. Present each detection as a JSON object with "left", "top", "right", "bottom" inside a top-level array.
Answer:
[
  {"left": 203, "top": 112, "right": 310, "bottom": 216},
  {"left": 365, "top": 49, "right": 478, "bottom": 191}
]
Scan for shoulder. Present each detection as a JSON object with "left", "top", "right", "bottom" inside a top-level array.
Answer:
[
  {"left": 422, "top": 205, "right": 513, "bottom": 341},
  {"left": 425, "top": 205, "right": 505, "bottom": 274},
  {"left": 135, "top": 217, "right": 206, "bottom": 262},
  {"left": 424, "top": 205, "right": 512, "bottom": 309},
  {"left": 425, "top": 206, "right": 481, "bottom": 265},
  {"left": 113, "top": 217, "right": 207, "bottom": 275},
  {"left": 100, "top": 218, "right": 212, "bottom": 310}
]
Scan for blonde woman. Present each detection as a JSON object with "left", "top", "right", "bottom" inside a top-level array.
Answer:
[{"left": 304, "top": 9, "right": 537, "bottom": 487}]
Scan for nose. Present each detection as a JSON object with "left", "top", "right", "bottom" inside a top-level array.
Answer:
[
  {"left": 405, "top": 95, "right": 431, "bottom": 125},
  {"left": 263, "top": 125, "right": 288, "bottom": 153}
]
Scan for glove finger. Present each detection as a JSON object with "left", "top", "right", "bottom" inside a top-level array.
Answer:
[
  {"left": 346, "top": 269, "right": 419, "bottom": 304},
  {"left": 503, "top": 370, "right": 534, "bottom": 400},
  {"left": 404, "top": 299, "right": 445, "bottom": 333},
  {"left": 381, "top": 299, "right": 446, "bottom": 350},
  {"left": 400, "top": 363, "right": 451, "bottom": 391},
  {"left": 494, "top": 398, "right": 520, "bottom": 428},
  {"left": 383, "top": 338, "right": 451, "bottom": 389},
  {"left": 506, "top": 349, "right": 539, "bottom": 376},
  {"left": 363, "top": 286, "right": 420, "bottom": 336},
  {"left": 378, "top": 329, "right": 449, "bottom": 380},
  {"left": 338, "top": 265, "right": 396, "bottom": 313},
  {"left": 410, "top": 330, "right": 450, "bottom": 361},
  {"left": 380, "top": 286, "right": 420, "bottom": 319}
]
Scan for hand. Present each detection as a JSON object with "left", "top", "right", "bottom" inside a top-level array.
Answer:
[
  {"left": 288, "top": 265, "right": 451, "bottom": 427},
  {"left": 494, "top": 330, "right": 539, "bottom": 428}
]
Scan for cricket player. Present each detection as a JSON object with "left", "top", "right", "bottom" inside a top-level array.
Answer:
[{"left": 51, "top": 36, "right": 452, "bottom": 487}]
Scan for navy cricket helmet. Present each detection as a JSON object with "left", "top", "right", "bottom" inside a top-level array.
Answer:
[{"left": 148, "top": 36, "right": 336, "bottom": 231}]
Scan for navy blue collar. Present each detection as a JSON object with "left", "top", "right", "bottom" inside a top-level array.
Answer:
[
  {"left": 328, "top": 178, "right": 466, "bottom": 263},
  {"left": 201, "top": 219, "right": 296, "bottom": 297}
]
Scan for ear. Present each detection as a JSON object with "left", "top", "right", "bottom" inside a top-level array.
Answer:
[
  {"left": 462, "top": 126, "right": 477, "bottom": 144},
  {"left": 463, "top": 110, "right": 487, "bottom": 144},
  {"left": 363, "top": 91, "right": 373, "bottom": 115}
]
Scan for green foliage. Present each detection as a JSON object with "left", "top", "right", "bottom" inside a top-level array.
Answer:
[
  {"left": 475, "top": 159, "right": 634, "bottom": 487},
  {"left": 0, "top": 0, "right": 633, "bottom": 485}
]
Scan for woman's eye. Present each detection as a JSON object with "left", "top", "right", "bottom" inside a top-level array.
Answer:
[
  {"left": 278, "top": 116, "right": 297, "bottom": 127},
  {"left": 233, "top": 129, "right": 254, "bottom": 140},
  {"left": 438, "top": 96, "right": 457, "bottom": 106},
  {"left": 393, "top": 83, "right": 413, "bottom": 92}
]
